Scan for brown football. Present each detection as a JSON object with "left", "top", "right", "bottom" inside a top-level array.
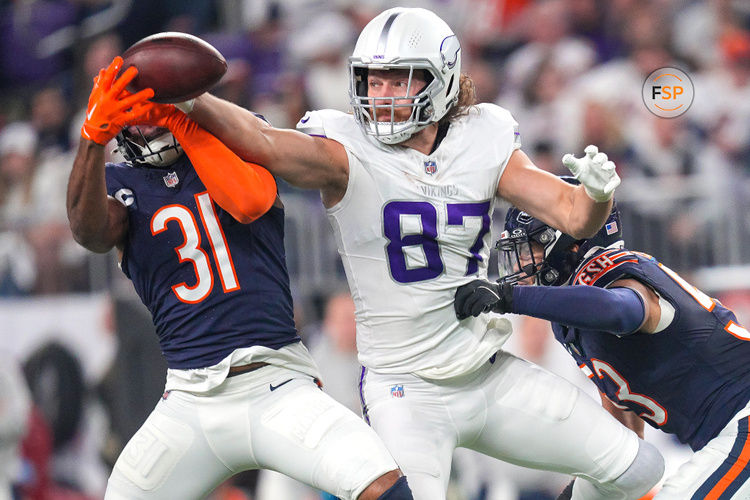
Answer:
[{"left": 121, "top": 32, "right": 227, "bottom": 103}]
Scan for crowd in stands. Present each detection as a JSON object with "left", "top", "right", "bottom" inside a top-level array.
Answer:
[{"left": 1, "top": 0, "right": 749, "bottom": 296}]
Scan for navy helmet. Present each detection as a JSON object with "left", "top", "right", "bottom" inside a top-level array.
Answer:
[{"left": 497, "top": 177, "right": 623, "bottom": 286}]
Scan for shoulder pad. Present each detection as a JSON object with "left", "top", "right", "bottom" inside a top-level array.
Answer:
[
  {"left": 572, "top": 248, "right": 640, "bottom": 287},
  {"left": 476, "top": 103, "right": 516, "bottom": 124},
  {"left": 295, "top": 111, "right": 325, "bottom": 136},
  {"left": 475, "top": 103, "right": 521, "bottom": 150},
  {"left": 295, "top": 109, "right": 351, "bottom": 138}
]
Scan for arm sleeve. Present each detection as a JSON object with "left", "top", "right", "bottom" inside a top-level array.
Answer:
[
  {"left": 164, "top": 111, "right": 277, "bottom": 224},
  {"left": 512, "top": 284, "right": 646, "bottom": 336}
]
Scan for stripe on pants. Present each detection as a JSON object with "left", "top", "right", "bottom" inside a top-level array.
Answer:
[{"left": 693, "top": 417, "right": 750, "bottom": 499}]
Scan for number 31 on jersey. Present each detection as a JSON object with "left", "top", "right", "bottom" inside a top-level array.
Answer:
[{"left": 151, "top": 192, "right": 239, "bottom": 303}]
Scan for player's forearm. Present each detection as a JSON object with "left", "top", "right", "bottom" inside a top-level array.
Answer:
[
  {"left": 512, "top": 284, "right": 646, "bottom": 335},
  {"left": 189, "top": 94, "right": 347, "bottom": 193},
  {"left": 565, "top": 186, "right": 613, "bottom": 239},
  {"left": 66, "top": 140, "right": 118, "bottom": 252},
  {"left": 189, "top": 93, "right": 276, "bottom": 165},
  {"left": 165, "top": 113, "right": 277, "bottom": 223}
]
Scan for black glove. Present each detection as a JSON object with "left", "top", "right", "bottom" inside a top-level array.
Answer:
[{"left": 454, "top": 279, "right": 513, "bottom": 320}]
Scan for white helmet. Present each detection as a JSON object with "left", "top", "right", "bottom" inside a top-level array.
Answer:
[
  {"left": 116, "top": 126, "right": 183, "bottom": 167},
  {"left": 349, "top": 7, "right": 461, "bottom": 145}
]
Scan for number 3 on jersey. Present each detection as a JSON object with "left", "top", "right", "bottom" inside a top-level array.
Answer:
[
  {"left": 383, "top": 200, "right": 491, "bottom": 284},
  {"left": 659, "top": 262, "right": 750, "bottom": 339},
  {"left": 151, "top": 192, "right": 239, "bottom": 303}
]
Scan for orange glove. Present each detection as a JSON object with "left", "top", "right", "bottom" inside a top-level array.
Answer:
[
  {"left": 135, "top": 102, "right": 277, "bottom": 224},
  {"left": 81, "top": 56, "right": 155, "bottom": 145}
]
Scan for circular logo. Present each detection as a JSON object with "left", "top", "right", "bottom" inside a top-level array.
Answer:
[{"left": 642, "top": 67, "right": 694, "bottom": 118}]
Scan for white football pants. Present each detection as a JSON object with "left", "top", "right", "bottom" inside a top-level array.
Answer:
[
  {"left": 655, "top": 399, "right": 750, "bottom": 499},
  {"left": 105, "top": 364, "right": 398, "bottom": 500},
  {"left": 361, "top": 349, "right": 647, "bottom": 500}
]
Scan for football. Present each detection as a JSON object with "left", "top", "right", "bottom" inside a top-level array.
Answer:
[{"left": 120, "top": 32, "right": 227, "bottom": 103}]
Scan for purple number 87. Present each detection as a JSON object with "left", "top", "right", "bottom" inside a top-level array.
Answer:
[{"left": 383, "top": 200, "right": 491, "bottom": 284}]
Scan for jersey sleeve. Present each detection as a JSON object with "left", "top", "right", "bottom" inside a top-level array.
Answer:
[
  {"left": 475, "top": 103, "right": 521, "bottom": 154},
  {"left": 296, "top": 109, "right": 355, "bottom": 141},
  {"left": 295, "top": 110, "right": 327, "bottom": 137},
  {"left": 104, "top": 162, "right": 133, "bottom": 207},
  {"left": 296, "top": 109, "right": 385, "bottom": 159}
]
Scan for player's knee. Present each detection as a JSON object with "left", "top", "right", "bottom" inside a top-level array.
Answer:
[
  {"left": 376, "top": 476, "right": 412, "bottom": 500},
  {"left": 608, "top": 439, "right": 664, "bottom": 498},
  {"left": 573, "top": 439, "right": 663, "bottom": 499}
]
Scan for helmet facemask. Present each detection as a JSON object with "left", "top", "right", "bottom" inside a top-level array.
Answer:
[
  {"left": 497, "top": 225, "right": 579, "bottom": 287},
  {"left": 498, "top": 198, "right": 625, "bottom": 288},
  {"left": 348, "top": 7, "right": 461, "bottom": 145},
  {"left": 116, "top": 126, "right": 183, "bottom": 167},
  {"left": 350, "top": 64, "right": 446, "bottom": 144}
]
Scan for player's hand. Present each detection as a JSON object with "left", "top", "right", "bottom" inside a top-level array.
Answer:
[
  {"left": 133, "top": 101, "right": 197, "bottom": 140},
  {"left": 81, "top": 56, "right": 155, "bottom": 145},
  {"left": 454, "top": 280, "right": 513, "bottom": 320},
  {"left": 562, "top": 145, "right": 620, "bottom": 202},
  {"left": 134, "top": 100, "right": 181, "bottom": 129}
]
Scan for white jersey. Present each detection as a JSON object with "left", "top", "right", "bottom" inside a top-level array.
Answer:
[{"left": 297, "top": 103, "right": 521, "bottom": 379}]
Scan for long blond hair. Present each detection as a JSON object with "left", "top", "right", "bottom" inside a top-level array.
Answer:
[{"left": 440, "top": 73, "right": 477, "bottom": 124}]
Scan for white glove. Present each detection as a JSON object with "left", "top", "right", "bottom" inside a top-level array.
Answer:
[
  {"left": 562, "top": 145, "right": 621, "bottom": 202},
  {"left": 174, "top": 98, "right": 196, "bottom": 114}
]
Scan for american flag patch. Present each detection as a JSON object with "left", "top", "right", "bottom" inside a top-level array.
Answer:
[
  {"left": 163, "top": 171, "right": 179, "bottom": 188},
  {"left": 605, "top": 221, "right": 618, "bottom": 235},
  {"left": 390, "top": 385, "right": 405, "bottom": 398}
]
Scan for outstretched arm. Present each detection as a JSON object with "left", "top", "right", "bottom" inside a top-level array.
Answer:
[
  {"left": 454, "top": 279, "right": 648, "bottom": 336},
  {"left": 137, "top": 104, "right": 278, "bottom": 223},
  {"left": 184, "top": 94, "right": 348, "bottom": 201},
  {"left": 67, "top": 140, "right": 128, "bottom": 252},
  {"left": 497, "top": 147, "right": 618, "bottom": 239},
  {"left": 67, "top": 57, "right": 152, "bottom": 252}
]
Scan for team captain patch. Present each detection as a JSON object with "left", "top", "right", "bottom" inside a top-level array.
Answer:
[{"left": 573, "top": 249, "right": 637, "bottom": 286}]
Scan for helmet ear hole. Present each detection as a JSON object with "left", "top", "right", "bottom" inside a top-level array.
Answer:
[
  {"left": 354, "top": 67, "right": 368, "bottom": 98},
  {"left": 445, "top": 74, "right": 454, "bottom": 98}
]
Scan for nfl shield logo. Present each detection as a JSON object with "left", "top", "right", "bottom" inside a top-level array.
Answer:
[
  {"left": 390, "top": 385, "right": 405, "bottom": 398},
  {"left": 424, "top": 160, "right": 437, "bottom": 175},
  {"left": 163, "top": 171, "right": 179, "bottom": 188},
  {"left": 605, "top": 221, "right": 618, "bottom": 235}
]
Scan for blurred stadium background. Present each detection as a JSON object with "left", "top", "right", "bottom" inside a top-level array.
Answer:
[{"left": 1, "top": 0, "right": 749, "bottom": 499}]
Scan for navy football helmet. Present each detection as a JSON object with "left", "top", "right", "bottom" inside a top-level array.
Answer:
[
  {"left": 497, "top": 178, "right": 623, "bottom": 286},
  {"left": 116, "top": 125, "right": 183, "bottom": 167}
]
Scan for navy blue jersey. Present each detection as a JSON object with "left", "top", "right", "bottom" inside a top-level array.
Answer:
[
  {"left": 105, "top": 156, "right": 299, "bottom": 369},
  {"left": 552, "top": 247, "right": 750, "bottom": 451}
]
